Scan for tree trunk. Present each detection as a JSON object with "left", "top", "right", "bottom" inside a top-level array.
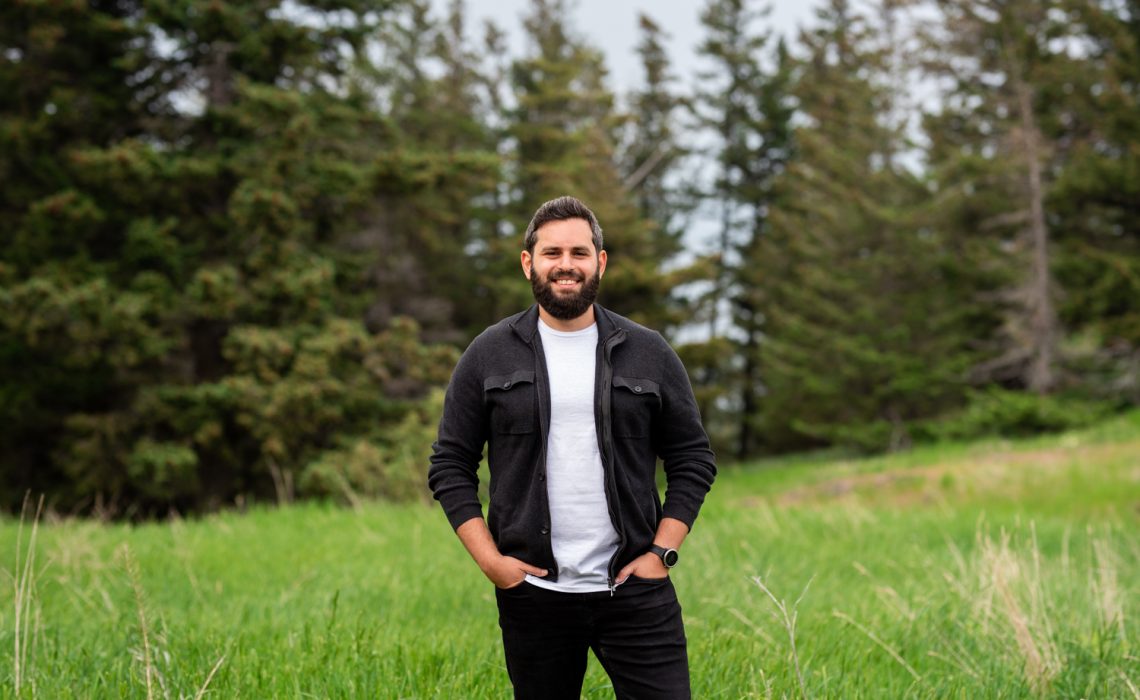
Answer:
[
  {"left": 205, "top": 41, "right": 235, "bottom": 109},
  {"left": 1014, "top": 78, "right": 1059, "bottom": 394},
  {"left": 738, "top": 322, "right": 757, "bottom": 459}
]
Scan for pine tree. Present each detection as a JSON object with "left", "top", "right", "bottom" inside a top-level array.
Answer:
[
  {"left": 756, "top": 0, "right": 972, "bottom": 452},
  {"left": 730, "top": 37, "right": 795, "bottom": 457},
  {"left": 623, "top": 13, "right": 685, "bottom": 256},
  {"left": 692, "top": 0, "right": 771, "bottom": 341},
  {"left": 0, "top": 1, "right": 459, "bottom": 512},
  {"left": 621, "top": 12, "right": 702, "bottom": 335},
  {"left": 366, "top": 0, "right": 502, "bottom": 341},
  {"left": 0, "top": 0, "right": 169, "bottom": 505},
  {"left": 922, "top": 0, "right": 1084, "bottom": 394},
  {"left": 1050, "top": 0, "right": 1140, "bottom": 403},
  {"left": 691, "top": 0, "right": 795, "bottom": 456},
  {"left": 505, "top": 0, "right": 668, "bottom": 327}
]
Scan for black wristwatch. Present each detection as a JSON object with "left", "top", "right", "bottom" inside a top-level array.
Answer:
[{"left": 649, "top": 544, "right": 679, "bottom": 569}]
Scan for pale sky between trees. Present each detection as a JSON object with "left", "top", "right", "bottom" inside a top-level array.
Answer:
[{"left": 431, "top": 0, "right": 824, "bottom": 94}]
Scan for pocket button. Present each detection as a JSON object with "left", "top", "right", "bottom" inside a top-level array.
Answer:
[{"left": 633, "top": 385, "right": 642, "bottom": 393}]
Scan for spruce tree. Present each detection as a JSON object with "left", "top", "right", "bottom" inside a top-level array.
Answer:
[
  {"left": 1050, "top": 0, "right": 1140, "bottom": 403},
  {"left": 621, "top": 12, "right": 702, "bottom": 335},
  {"left": 505, "top": 0, "right": 668, "bottom": 327},
  {"left": 1, "top": 0, "right": 171, "bottom": 506},
  {"left": 623, "top": 13, "right": 686, "bottom": 259},
  {"left": 366, "top": 0, "right": 502, "bottom": 341},
  {"left": 691, "top": 0, "right": 795, "bottom": 456},
  {"left": 922, "top": 0, "right": 1083, "bottom": 395},
  {"left": 757, "top": 0, "right": 971, "bottom": 452},
  {"left": 692, "top": 0, "right": 770, "bottom": 340},
  {"left": 730, "top": 37, "right": 795, "bottom": 457},
  {"left": 0, "top": 1, "right": 459, "bottom": 512}
]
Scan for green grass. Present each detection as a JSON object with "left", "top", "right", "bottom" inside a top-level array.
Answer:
[{"left": 2, "top": 410, "right": 1139, "bottom": 698}]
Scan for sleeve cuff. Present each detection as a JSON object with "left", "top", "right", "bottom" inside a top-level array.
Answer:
[
  {"left": 662, "top": 501, "right": 700, "bottom": 530},
  {"left": 443, "top": 501, "right": 485, "bottom": 531}
]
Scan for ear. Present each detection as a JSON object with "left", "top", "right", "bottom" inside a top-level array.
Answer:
[
  {"left": 521, "top": 250, "right": 532, "bottom": 279},
  {"left": 597, "top": 249, "right": 607, "bottom": 278}
]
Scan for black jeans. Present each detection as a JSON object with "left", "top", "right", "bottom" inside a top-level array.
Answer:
[{"left": 494, "top": 576, "right": 690, "bottom": 699}]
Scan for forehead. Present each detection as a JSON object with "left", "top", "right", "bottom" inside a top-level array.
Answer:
[{"left": 532, "top": 218, "right": 596, "bottom": 252}]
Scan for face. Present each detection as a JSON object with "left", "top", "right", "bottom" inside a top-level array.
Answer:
[{"left": 521, "top": 218, "right": 607, "bottom": 322}]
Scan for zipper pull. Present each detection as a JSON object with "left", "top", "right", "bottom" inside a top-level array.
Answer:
[{"left": 608, "top": 578, "right": 616, "bottom": 597}]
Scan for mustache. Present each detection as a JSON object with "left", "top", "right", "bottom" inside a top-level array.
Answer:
[{"left": 547, "top": 270, "right": 585, "bottom": 282}]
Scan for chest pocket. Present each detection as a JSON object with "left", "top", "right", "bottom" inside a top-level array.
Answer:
[
  {"left": 485, "top": 370, "right": 537, "bottom": 435},
  {"left": 612, "top": 376, "right": 660, "bottom": 438}
]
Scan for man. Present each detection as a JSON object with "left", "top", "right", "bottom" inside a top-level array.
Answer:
[{"left": 428, "top": 196, "right": 717, "bottom": 699}]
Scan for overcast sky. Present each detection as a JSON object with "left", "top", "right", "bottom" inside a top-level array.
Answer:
[{"left": 431, "top": 0, "right": 824, "bottom": 95}]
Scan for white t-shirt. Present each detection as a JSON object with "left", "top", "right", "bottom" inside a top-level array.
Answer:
[{"left": 525, "top": 319, "right": 619, "bottom": 592}]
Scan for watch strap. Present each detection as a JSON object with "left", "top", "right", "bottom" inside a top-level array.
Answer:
[{"left": 649, "top": 544, "right": 679, "bottom": 568}]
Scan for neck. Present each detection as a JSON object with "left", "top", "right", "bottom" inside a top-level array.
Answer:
[{"left": 538, "top": 304, "right": 596, "bottom": 332}]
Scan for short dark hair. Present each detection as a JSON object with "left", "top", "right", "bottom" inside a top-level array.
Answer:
[{"left": 523, "top": 196, "right": 604, "bottom": 254}]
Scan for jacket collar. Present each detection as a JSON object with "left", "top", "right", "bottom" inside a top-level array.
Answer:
[{"left": 509, "top": 303, "right": 623, "bottom": 343}]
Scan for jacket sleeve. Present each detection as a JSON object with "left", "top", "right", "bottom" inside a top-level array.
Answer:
[
  {"left": 652, "top": 336, "right": 717, "bottom": 529},
  {"left": 427, "top": 341, "right": 488, "bottom": 530}
]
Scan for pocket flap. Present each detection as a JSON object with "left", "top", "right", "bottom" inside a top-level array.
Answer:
[
  {"left": 613, "top": 376, "right": 660, "bottom": 397},
  {"left": 485, "top": 370, "right": 536, "bottom": 392}
]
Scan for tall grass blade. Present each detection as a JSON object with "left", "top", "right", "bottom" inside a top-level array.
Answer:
[{"left": 13, "top": 493, "right": 44, "bottom": 699}]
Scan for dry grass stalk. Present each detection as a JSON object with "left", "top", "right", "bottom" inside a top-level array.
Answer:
[
  {"left": 972, "top": 528, "right": 996, "bottom": 637},
  {"left": 926, "top": 645, "right": 981, "bottom": 681},
  {"left": 833, "top": 610, "right": 922, "bottom": 682},
  {"left": 1027, "top": 523, "right": 1058, "bottom": 654},
  {"left": 874, "top": 585, "right": 916, "bottom": 622},
  {"left": 118, "top": 539, "right": 228, "bottom": 700},
  {"left": 193, "top": 653, "right": 228, "bottom": 700},
  {"left": 752, "top": 575, "right": 813, "bottom": 700},
  {"left": 851, "top": 560, "right": 916, "bottom": 621},
  {"left": 1092, "top": 538, "right": 1126, "bottom": 645},
  {"left": 12, "top": 493, "right": 45, "bottom": 699},
  {"left": 982, "top": 531, "right": 1060, "bottom": 695},
  {"left": 757, "top": 666, "right": 774, "bottom": 699},
  {"left": 1060, "top": 524, "right": 1071, "bottom": 576},
  {"left": 169, "top": 516, "right": 219, "bottom": 612},
  {"left": 121, "top": 544, "right": 156, "bottom": 700},
  {"left": 1120, "top": 671, "right": 1140, "bottom": 700},
  {"left": 943, "top": 533, "right": 969, "bottom": 584},
  {"left": 328, "top": 467, "right": 364, "bottom": 511},
  {"left": 728, "top": 607, "right": 776, "bottom": 644}
]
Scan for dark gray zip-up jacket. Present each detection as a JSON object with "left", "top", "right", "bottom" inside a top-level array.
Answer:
[{"left": 428, "top": 303, "right": 717, "bottom": 587}]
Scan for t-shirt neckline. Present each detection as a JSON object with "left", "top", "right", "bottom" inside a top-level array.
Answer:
[{"left": 538, "top": 318, "right": 598, "bottom": 338}]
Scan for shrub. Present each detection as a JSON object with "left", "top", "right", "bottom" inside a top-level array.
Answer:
[{"left": 913, "top": 388, "right": 1113, "bottom": 442}]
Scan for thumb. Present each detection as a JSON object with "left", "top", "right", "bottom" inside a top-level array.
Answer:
[
  {"left": 616, "top": 563, "right": 635, "bottom": 583},
  {"left": 521, "top": 562, "right": 549, "bottom": 577}
]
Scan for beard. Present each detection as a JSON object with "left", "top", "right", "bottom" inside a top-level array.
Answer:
[{"left": 530, "top": 264, "right": 601, "bottom": 321}]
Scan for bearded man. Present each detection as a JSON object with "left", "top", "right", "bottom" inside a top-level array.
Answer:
[{"left": 428, "top": 196, "right": 717, "bottom": 699}]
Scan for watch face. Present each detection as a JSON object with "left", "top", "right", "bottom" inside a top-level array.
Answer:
[{"left": 663, "top": 549, "right": 679, "bottom": 567}]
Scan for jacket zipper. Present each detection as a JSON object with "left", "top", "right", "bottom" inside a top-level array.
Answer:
[
  {"left": 532, "top": 335, "right": 557, "bottom": 579},
  {"left": 599, "top": 328, "right": 627, "bottom": 595}
]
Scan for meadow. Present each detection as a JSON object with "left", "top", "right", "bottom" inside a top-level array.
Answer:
[{"left": 2, "top": 411, "right": 1138, "bottom": 699}]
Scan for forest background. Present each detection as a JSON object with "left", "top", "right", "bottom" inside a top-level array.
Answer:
[{"left": 2, "top": 0, "right": 1138, "bottom": 517}]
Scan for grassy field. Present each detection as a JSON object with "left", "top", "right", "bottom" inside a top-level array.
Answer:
[{"left": 2, "top": 411, "right": 1139, "bottom": 698}]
